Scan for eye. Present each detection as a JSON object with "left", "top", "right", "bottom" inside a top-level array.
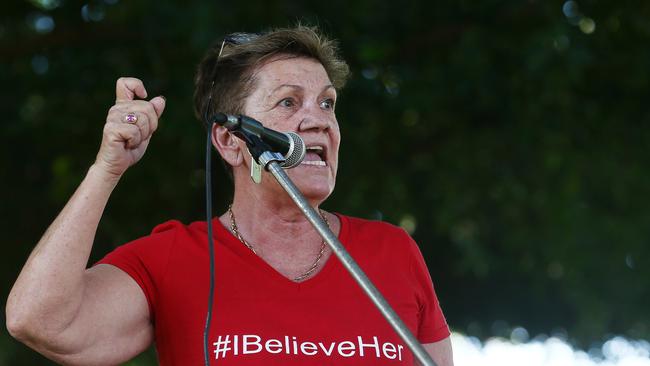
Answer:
[
  {"left": 279, "top": 98, "right": 295, "bottom": 108},
  {"left": 320, "top": 98, "right": 335, "bottom": 110}
]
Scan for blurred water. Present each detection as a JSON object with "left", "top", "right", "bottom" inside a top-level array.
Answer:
[{"left": 452, "top": 333, "right": 650, "bottom": 366}]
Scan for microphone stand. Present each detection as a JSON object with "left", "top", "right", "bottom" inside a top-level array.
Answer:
[{"left": 244, "top": 134, "right": 438, "bottom": 366}]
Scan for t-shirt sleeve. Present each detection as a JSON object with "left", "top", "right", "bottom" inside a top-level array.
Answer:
[
  {"left": 407, "top": 234, "right": 451, "bottom": 343},
  {"left": 94, "top": 220, "right": 179, "bottom": 319}
]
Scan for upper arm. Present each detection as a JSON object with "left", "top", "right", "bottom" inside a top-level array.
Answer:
[
  {"left": 423, "top": 337, "right": 454, "bottom": 366},
  {"left": 40, "top": 264, "right": 153, "bottom": 366}
]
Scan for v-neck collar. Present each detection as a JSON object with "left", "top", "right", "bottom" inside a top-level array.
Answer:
[{"left": 210, "top": 213, "right": 350, "bottom": 291}]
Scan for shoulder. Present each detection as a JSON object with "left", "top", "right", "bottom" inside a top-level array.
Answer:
[
  {"left": 339, "top": 214, "right": 414, "bottom": 245},
  {"left": 145, "top": 218, "right": 211, "bottom": 242},
  {"left": 340, "top": 214, "right": 407, "bottom": 236},
  {"left": 150, "top": 219, "right": 186, "bottom": 234},
  {"left": 337, "top": 214, "right": 419, "bottom": 260},
  {"left": 119, "top": 220, "right": 185, "bottom": 252},
  {"left": 95, "top": 218, "right": 210, "bottom": 294},
  {"left": 151, "top": 218, "right": 209, "bottom": 236},
  {"left": 102, "top": 218, "right": 209, "bottom": 260}
]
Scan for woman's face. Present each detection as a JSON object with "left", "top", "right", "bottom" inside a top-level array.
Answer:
[{"left": 242, "top": 55, "right": 340, "bottom": 202}]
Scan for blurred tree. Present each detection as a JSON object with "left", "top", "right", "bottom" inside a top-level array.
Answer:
[{"left": 1, "top": 0, "right": 649, "bottom": 364}]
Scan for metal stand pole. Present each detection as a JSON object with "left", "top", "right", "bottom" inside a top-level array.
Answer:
[{"left": 258, "top": 151, "right": 438, "bottom": 366}]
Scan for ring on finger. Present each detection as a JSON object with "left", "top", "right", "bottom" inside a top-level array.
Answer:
[{"left": 124, "top": 112, "right": 138, "bottom": 124}]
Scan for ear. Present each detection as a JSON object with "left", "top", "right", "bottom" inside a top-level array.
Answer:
[{"left": 211, "top": 125, "right": 245, "bottom": 167}]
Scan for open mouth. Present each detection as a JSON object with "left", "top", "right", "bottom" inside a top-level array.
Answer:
[{"left": 302, "top": 145, "right": 327, "bottom": 167}]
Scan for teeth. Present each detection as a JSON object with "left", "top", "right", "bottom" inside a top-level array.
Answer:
[
  {"left": 305, "top": 145, "right": 325, "bottom": 162},
  {"left": 301, "top": 160, "right": 326, "bottom": 166}
]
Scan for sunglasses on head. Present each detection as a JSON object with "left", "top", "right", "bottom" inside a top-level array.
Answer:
[
  {"left": 204, "top": 32, "right": 260, "bottom": 125},
  {"left": 220, "top": 32, "right": 260, "bottom": 53}
]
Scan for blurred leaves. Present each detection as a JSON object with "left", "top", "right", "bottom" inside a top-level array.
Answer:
[{"left": 2, "top": 0, "right": 650, "bottom": 363}]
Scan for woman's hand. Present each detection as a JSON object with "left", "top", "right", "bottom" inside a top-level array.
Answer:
[{"left": 94, "top": 77, "right": 166, "bottom": 178}]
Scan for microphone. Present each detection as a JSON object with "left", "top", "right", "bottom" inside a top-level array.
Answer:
[{"left": 211, "top": 113, "right": 305, "bottom": 168}]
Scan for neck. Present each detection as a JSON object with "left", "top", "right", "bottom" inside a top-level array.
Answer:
[
  {"left": 219, "top": 176, "right": 341, "bottom": 282},
  {"left": 221, "top": 166, "right": 339, "bottom": 250},
  {"left": 224, "top": 191, "right": 320, "bottom": 247}
]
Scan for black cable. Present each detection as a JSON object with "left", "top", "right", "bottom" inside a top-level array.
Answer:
[
  {"left": 203, "top": 127, "right": 216, "bottom": 366},
  {"left": 201, "top": 119, "right": 271, "bottom": 366}
]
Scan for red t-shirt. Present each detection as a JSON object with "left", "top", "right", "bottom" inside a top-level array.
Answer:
[{"left": 97, "top": 214, "right": 449, "bottom": 365}]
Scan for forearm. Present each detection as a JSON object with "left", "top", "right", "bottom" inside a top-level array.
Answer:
[
  {"left": 6, "top": 164, "right": 120, "bottom": 340},
  {"left": 422, "top": 337, "right": 454, "bottom": 366}
]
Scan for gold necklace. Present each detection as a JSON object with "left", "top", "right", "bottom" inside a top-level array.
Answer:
[{"left": 227, "top": 205, "right": 329, "bottom": 282}]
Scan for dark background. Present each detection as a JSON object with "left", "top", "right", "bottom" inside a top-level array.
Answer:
[{"left": 2, "top": 0, "right": 649, "bottom": 364}]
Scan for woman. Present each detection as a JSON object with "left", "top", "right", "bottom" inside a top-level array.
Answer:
[{"left": 7, "top": 26, "right": 453, "bottom": 365}]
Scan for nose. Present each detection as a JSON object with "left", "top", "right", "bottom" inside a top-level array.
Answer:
[{"left": 297, "top": 104, "right": 332, "bottom": 132}]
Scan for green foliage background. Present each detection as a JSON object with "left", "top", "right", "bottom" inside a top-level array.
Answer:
[{"left": 1, "top": 0, "right": 649, "bottom": 364}]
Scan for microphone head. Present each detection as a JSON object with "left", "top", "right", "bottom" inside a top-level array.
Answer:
[{"left": 281, "top": 132, "right": 306, "bottom": 168}]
